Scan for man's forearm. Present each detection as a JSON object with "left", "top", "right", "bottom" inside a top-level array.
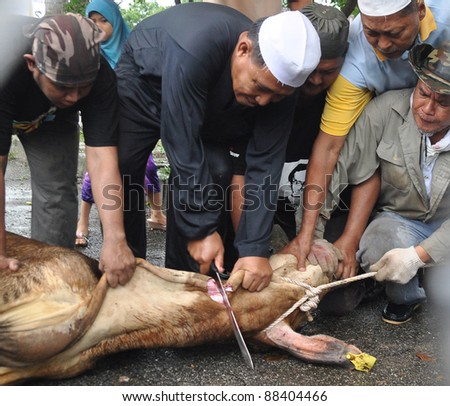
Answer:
[
  {"left": 340, "top": 171, "right": 381, "bottom": 247},
  {"left": 92, "top": 173, "right": 126, "bottom": 241},
  {"left": 86, "top": 146, "right": 127, "bottom": 241}
]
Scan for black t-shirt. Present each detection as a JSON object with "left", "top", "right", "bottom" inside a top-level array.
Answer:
[
  {"left": 276, "top": 91, "right": 351, "bottom": 240},
  {"left": 285, "top": 91, "right": 326, "bottom": 163},
  {"left": 0, "top": 15, "right": 119, "bottom": 156}
]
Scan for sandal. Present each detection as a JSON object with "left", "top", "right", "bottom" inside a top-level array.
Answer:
[
  {"left": 147, "top": 219, "right": 166, "bottom": 231},
  {"left": 75, "top": 233, "right": 89, "bottom": 248}
]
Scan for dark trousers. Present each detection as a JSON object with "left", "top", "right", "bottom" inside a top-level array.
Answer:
[
  {"left": 118, "top": 124, "right": 158, "bottom": 259},
  {"left": 18, "top": 123, "right": 79, "bottom": 248},
  {"left": 165, "top": 143, "right": 238, "bottom": 272}
]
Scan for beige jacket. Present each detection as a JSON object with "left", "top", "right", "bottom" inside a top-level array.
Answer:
[{"left": 325, "top": 88, "right": 450, "bottom": 263}]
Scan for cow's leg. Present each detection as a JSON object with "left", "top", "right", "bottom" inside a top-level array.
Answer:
[
  {"left": 0, "top": 274, "right": 108, "bottom": 368},
  {"left": 254, "top": 321, "right": 361, "bottom": 369},
  {"left": 221, "top": 269, "right": 245, "bottom": 291},
  {"left": 136, "top": 258, "right": 210, "bottom": 289},
  {"left": 137, "top": 258, "right": 247, "bottom": 296}
]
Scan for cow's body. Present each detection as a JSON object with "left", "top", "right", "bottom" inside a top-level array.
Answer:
[{"left": 0, "top": 232, "right": 361, "bottom": 385}]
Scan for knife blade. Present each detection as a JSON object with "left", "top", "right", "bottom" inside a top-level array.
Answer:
[{"left": 212, "top": 263, "right": 254, "bottom": 370}]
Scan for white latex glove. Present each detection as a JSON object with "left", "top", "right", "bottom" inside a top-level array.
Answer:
[
  {"left": 307, "top": 239, "right": 343, "bottom": 275},
  {"left": 370, "top": 246, "right": 425, "bottom": 284}
]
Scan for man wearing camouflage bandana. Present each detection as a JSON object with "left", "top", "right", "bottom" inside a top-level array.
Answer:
[
  {"left": 0, "top": 13, "right": 135, "bottom": 287},
  {"left": 317, "top": 42, "right": 450, "bottom": 324}
]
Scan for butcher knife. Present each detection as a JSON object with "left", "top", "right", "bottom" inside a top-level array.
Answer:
[{"left": 211, "top": 263, "right": 254, "bottom": 369}]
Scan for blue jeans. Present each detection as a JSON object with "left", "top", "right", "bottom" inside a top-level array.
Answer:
[{"left": 357, "top": 212, "right": 439, "bottom": 305}]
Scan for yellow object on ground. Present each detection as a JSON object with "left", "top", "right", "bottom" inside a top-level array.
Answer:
[{"left": 347, "top": 352, "right": 377, "bottom": 372}]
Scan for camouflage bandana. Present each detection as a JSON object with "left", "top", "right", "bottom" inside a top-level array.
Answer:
[
  {"left": 409, "top": 43, "right": 450, "bottom": 95},
  {"left": 23, "top": 13, "right": 105, "bottom": 86}
]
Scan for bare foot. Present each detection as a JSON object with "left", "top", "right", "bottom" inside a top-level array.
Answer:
[
  {"left": 75, "top": 231, "right": 89, "bottom": 247},
  {"left": 147, "top": 217, "right": 166, "bottom": 231}
]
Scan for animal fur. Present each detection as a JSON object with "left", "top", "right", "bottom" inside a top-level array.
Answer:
[{"left": 0, "top": 232, "right": 361, "bottom": 385}]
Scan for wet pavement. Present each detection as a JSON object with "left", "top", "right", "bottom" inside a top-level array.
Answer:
[{"left": 4, "top": 138, "right": 450, "bottom": 388}]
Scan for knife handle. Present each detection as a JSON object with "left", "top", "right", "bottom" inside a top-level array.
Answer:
[{"left": 209, "top": 262, "right": 230, "bottom": 280}]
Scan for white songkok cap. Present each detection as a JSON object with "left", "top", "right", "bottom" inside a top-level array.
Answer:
[
  {"left": 358, "top": 0, "right": 412, "bottom": 17},
  {"left": 259, "top": 11, "right": 321, "bottom": 88}
]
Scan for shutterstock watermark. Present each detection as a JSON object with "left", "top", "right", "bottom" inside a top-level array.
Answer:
[{"left": 99, "top": 174, "right": 349, "bottom": 213}]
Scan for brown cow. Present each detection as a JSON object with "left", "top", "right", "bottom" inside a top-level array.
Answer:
[{"left": 0, "top": 232, "right": 364, "bottom": 385}]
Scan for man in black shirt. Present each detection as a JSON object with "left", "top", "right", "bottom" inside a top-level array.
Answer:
[
  {"left": 276, "top": 4, "right": 351, "bottom": 270},
  {"left": 0, "top": 14, "right": 135, "bottom": 287},
  {"left": 116, "top": 2, "right": 321, "bottom": 292},
  {"left": 229, "top": 3, "right": 351, "bottom": 281}
]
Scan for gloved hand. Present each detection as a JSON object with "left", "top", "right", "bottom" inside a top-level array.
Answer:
[
  {"left": 370, "top": 246, "right": 425, "bottom": 284},
  {"left": 307, "top": 239, "right": 343, "bottom": 275}
]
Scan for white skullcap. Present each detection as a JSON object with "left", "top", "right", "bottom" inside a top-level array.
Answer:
[
  {"left": 358, "top": 0, "right": 412, "bottom": 17},
  {"left": 259, "top": 11, "right": 321, "bottom": 88}
]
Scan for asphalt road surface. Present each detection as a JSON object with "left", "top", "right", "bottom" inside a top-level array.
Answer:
[{"left": 4, "top": 139, "right": 450, "bottom": 390}]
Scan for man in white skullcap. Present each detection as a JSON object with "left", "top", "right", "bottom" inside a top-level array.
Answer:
[
  {"left": 283, "top": 0, "right": 450, "bottom": 277},
  {"left": 115, "top": 2, "right": 321, "bottom": 292},
  {"left": 226, "top": 2, "right": 349, "bottom": 278}
]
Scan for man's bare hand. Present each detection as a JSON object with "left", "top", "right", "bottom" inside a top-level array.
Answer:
[
  {"left": 232, "top": 256, "right": 272, "bottom": 292},
  {"left": 187, "top": 231, "right": 224, "bottom": 275},
  {"left": 99, "top": 239, "right": 136, "bottom": 288},
  {"left": 333, "top": 237, "right": 359, "bottom": 280},
  {"left": 279, "top": 234, "right": 312, "bottom": 271}
]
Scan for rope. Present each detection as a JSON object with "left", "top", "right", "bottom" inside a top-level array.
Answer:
[{"left": 262, "top": 271, "right": 377, "bottom": 332}]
